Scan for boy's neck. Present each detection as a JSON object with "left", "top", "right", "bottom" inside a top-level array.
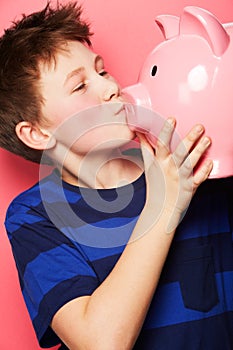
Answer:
[{"left": 58, "top": 148, "right": 143, "bottom": 189}]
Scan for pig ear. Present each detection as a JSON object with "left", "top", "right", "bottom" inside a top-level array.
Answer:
[
  {"left": 155, "top": 14, "right": 180, "bottom": 40},
  {"left": 180, "top": 6, "right": 230, "bottom": 56}
]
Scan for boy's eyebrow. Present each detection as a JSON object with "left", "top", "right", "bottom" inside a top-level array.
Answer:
[
  {"left": 64, "top": 55, "right": 104, "bottom": 87},
  {"left": 64, "top": 67, "right": 85, "bottom": 87}
]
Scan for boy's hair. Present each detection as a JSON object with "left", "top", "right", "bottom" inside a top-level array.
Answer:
[{"left": 0, "top": 1, "right": 92, "bottom": 164}]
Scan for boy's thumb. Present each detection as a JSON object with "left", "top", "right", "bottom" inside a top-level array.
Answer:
[{"left": 136, "top": 133, "right": 155, "bottom": 172}]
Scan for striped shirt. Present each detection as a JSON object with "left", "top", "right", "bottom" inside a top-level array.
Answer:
[{"left": 5, "top": 170, "right": 233, "bottom": 349}]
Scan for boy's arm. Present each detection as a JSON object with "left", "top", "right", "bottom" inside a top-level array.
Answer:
[{"left": 51, "top": 119, "right": 213, "bottom": 350}]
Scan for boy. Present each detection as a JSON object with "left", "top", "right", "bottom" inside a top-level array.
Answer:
[{"left": 1, "top": 2, "right": 232, "bottom": 349}]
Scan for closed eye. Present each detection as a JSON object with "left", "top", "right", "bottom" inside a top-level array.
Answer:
[
  {"left": 72, "top": 82, "right": 87, "bottom": 93},
  {"left": 99, "top": 70, "right": 109, "bottom": 77}
]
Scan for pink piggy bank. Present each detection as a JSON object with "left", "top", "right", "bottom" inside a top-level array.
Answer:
[{"left": 123, "top": 6, "right": 233, "bottom": 178}]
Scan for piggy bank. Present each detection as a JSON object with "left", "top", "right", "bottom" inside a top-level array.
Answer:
[{"left": 123, "top": 6, "right": 233, "bottom": 178}]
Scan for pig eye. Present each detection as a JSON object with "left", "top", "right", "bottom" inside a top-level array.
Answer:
[{"left": 151, "top": 65, "right": 158, "bottom": 76}]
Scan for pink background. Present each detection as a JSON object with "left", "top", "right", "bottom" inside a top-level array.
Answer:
[{"left": 0, "top": 0, "right": 232, "bottom": 349}]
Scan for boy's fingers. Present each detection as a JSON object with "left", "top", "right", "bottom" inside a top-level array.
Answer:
[
  {"left": 137, "top": 133, "right": 155, "bottom": 171},
  {"left": 180, "top": 136, "right": 212, "bottom": 176},
  {"left": 173, "top": 124, "right": 205, "bottom": 167},
  {"left": 193, "top": 159, "right": 213, "bottom": 188},
  {"left": 155, "top": 118, "right": 176, "bottom": 157}
]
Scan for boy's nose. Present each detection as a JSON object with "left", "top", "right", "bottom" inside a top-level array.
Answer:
[{"left": 102, "top": 80, "right": 120, "bottom": 102}]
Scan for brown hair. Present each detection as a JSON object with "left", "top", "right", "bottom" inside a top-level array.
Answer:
[{"left": 0, "top": 1, "right": 92, "bottom": 163}]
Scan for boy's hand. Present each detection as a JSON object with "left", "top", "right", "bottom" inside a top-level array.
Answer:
[{"left": 137, "top": 118, "right": 213, "bottom": 232}]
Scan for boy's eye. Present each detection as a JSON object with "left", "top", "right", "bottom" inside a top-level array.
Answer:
[
  {"left": 99, "top": 70, "right": 108, "bottom": 77},
  {"left": 72, "top": 82, "right": 86, "bottom": 93}
]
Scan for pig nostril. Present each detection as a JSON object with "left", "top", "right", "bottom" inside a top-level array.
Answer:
[{"left": 151, "top": 65, "right": 158, "bottom": 76}]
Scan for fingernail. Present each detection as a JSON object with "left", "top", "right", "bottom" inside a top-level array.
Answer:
[
  {"left": 167, "top": 117, "right": 175, "bottom": 126},
  {"left": 195, "top": 124, "right": 204, "bottom": 133},
  {"left": 202, "top": 136, "right": 211, "bottom": 146}
]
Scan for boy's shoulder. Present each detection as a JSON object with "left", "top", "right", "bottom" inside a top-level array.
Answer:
[
  {"left": 4, "top": 169, "right": 71, "bottom": 239},
  {"left": 5, "top": 170, "right": 62, "bottom": 222}
]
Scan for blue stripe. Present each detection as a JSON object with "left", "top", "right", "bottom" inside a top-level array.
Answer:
[
  {"left": 39, "top": 180, "right": 82, "bottom": 204},
  {"left": 35, "top": 275, "right": 98, "bottom": 346},
  {"left": 61, "top": 217, "right": 138, "bottom": 248},
  {"left": 9, "top": 187, "right": 42, "bottom": 208},
  {"left": 6, "top": 213, "right": 45, "bottom": 234},
  {"left": 23, "top": 244, "right": 96, "bottom": 319},
  {"left": 144, "top": 271, "right": 233, "bottom": 329},
  {"left": 78, "top": 242, "right": 125, "bottom": 261}
]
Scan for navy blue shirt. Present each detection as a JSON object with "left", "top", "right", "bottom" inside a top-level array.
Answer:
[{"left": 5, "top": 170, "right": 233, "bottom": 349}]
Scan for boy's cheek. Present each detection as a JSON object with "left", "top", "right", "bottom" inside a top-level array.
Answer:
[
  {"left": 44, "top": 101, "right": 129, "bottom": 152},
  {"left": 47, "top": 109, "right": 98, "bottom": 149},
  {"left": 47, "top": 96, "right": 100, "bottom": 128}
]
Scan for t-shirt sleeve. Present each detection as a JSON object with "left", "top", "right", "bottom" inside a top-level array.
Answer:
[{"left": 5, "top": 199, "right": 99, "bottom": 348}]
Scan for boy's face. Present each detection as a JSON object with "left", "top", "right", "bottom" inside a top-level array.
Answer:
[{"left": 39, "top": 41, "right": 135, "bottom": 155}]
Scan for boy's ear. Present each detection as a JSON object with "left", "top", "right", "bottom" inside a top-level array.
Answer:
[{"left": 15, "top": 121, "right": 56, "bottom": 150}]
